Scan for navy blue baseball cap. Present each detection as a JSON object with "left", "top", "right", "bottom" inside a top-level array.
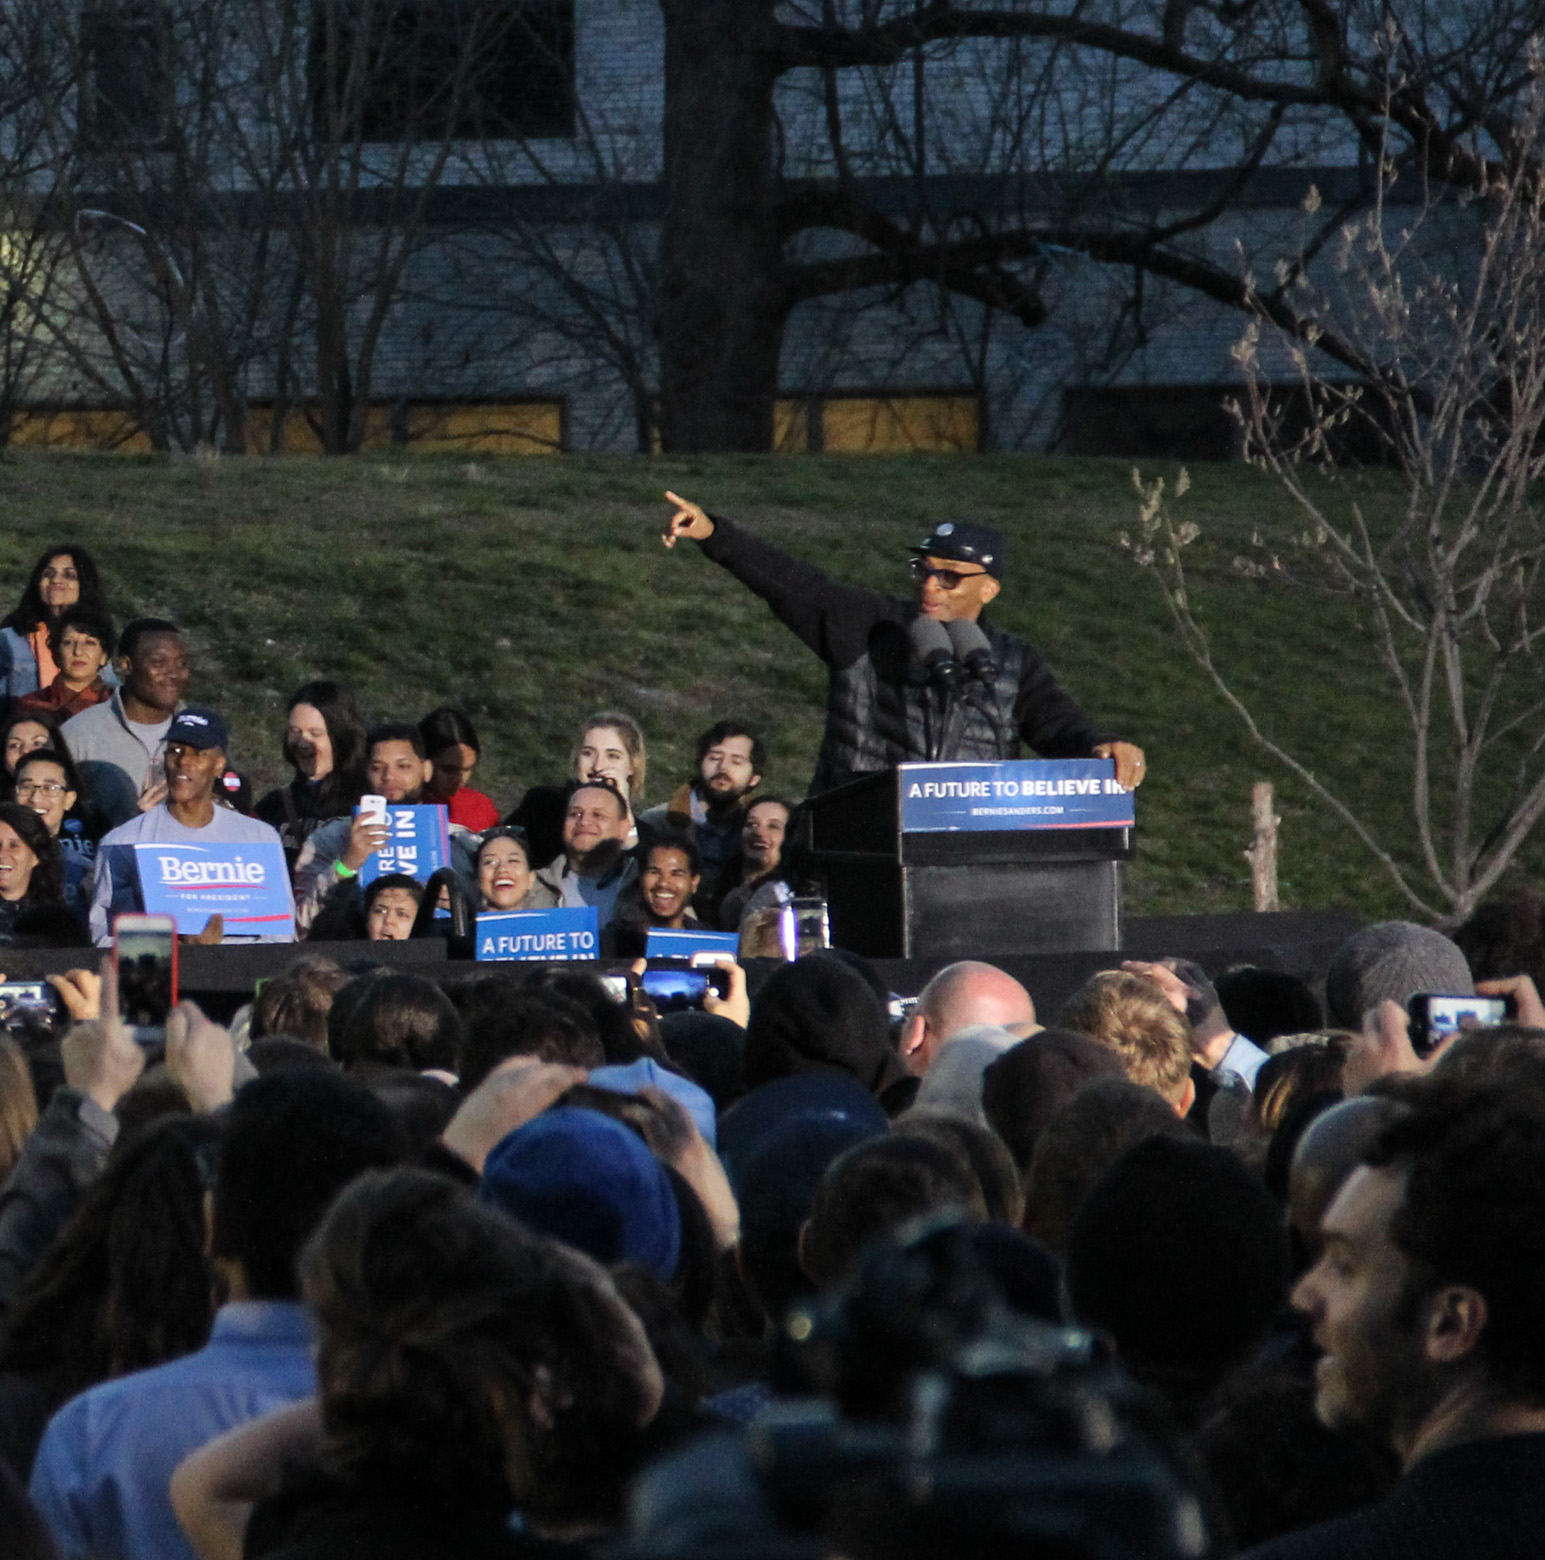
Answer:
[
  {"left": 166, "top": 707, "right": 230, "bottom": 752},
  {"left": 911, "top": 521, "right": 1007, "bottom": 579}
]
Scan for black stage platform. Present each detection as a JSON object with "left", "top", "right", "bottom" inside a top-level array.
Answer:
[{"left": 1, "top": 907, "right": 1360, "bottom": 1024}]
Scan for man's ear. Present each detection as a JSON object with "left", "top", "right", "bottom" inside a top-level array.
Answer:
[
  {"left": 420, "top": 759, "right": 434, "bottom": 788},
  {"left": 1176, "top": 1075, "right": 1197, "bottom": 1119},
  {"left": 1425, "top": 1285, "right": 1489, "bottom": 1367},
  {"left": 980, "top": 576, "right": 1002, "bottom": 606},
  {"left": 899, "top": 1010, "right": 928, "bottom": 1073}
]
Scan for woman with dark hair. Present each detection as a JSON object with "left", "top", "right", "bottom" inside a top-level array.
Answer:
[
  {"left": 419, "top": 707, "right": 500, "bottom": 830},
  {"left": 256, "top": 682, "right": 369, "bottom": 870},
  {"left": 0, "top": 711, "right": 58, "bottom": 793},
  {"left": 173, "top": 1169, "right": 665, "bottom": 1559},
  {"left": 475, "top": 827, "right": 559, "bottom": 912},
  {"left": 0, "top": 803, "right": 65, "bottom": 943},
  {"left": 14, "top": 606, "right": 117, "bottom": 722},
  {"left": 0, "top": 546, "right": 112, "bottom": 706},
  {"left": 13, "top": 747, "right": 99, "bottom": 913},
  {"left": 0, "top": 1115, "right": 222, "bottom": 1483},
  {"left": 714, "top": 796, "right": 791, "bottom": 930}
]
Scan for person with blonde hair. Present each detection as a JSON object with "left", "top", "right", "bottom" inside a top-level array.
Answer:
[
  {"left": 506, "top": 711, "right": 648, "bottom": 867},
  {"left": 1057, "top": 969, "right": 1196, "bottom": 1115}
]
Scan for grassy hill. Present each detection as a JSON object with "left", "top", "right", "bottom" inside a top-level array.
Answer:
[{"left": 0, "top": 448, "right": 1510, "bottom": 921}]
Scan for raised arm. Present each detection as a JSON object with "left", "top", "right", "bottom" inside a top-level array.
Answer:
[{"left": 661, "top": 491, "right": 890, "bottom": 669}]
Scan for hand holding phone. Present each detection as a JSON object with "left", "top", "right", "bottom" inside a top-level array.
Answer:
[
  {"left": 60, "top": 958, "right": 146, "bottom": 1112},
  {"left": 344, "top": 797, "right": 391, "bottom": 872}
]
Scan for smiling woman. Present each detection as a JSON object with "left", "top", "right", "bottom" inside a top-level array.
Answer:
[
  {"left": 0, "top": 543, "right": 112, "bottom": 704},
  {"left": 0, "top": 801, "right": 66, "bottom": 942},
  {"left": 476, "top": 826, "right": 559, "bottom": 912},
  {"left": 255, "top": 680, "right": 370, "bottom": 868},
  {"left": 0, "top": 711, "right": 57, "bottom": 782}
]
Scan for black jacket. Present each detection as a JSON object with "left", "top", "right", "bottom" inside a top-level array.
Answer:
[
  {"left": 699, "top": 516, "right": 1110, "bottom": 793},
  {"left": 1243, "top": 1433, "right": 1545, "bottom": 1560}
]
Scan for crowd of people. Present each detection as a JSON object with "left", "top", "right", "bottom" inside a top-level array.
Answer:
[
  {"left": 1, "top": 536, "right": 1544, "bottom": 1557},
  {"left": 0, "top": 541, "right": 796, "bottom": 952}
]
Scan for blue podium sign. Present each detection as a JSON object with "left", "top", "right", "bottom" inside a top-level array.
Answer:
[
  {"left": 134, "top": 840, "right": 296, "bottom": 937},
  {"left": 899, "top": 759, "right": 1134, "bottom": 833},
  {"left": 359, "top": 805, "right": 452, "bottom": 887},
  {"left": 476, "top": 907, "right": 600, "bottom": 962},
  {"left": 645, "top": 928, "right": 740, "bottom": 961}
]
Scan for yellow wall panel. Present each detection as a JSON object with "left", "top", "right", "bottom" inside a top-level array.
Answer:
[
  {"left": 9, "top": 408, "right": 154, "bottom": 452},
  {"left": 821, "top": 395, "right": 979, "bottom": 454}
]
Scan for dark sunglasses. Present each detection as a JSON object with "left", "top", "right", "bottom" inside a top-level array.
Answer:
[{"left": 908, "top": 557, "right": 989, "bottom": 590}]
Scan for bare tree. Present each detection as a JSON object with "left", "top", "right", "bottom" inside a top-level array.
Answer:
[
  {"left": 0, "top": 3, "right": 84, "bottom": 445},
  {"left": 30, "top": 0, "right": 530, "bottom": 454},
  {"left": 1128, "top": 86, "right": 1545, "bottom": 920},
  {"left": 653, "top": 0, "right": 1545, "bottom": 453}
]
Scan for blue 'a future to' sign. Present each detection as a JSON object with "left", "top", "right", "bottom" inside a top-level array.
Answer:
[
  {"left": 476, "top": 907, "right": 600, "bottom": 962},
  {"left": 899, "top": 759, "right": 1135, "bottom": 833}
]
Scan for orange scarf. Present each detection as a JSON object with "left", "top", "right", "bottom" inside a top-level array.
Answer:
[{"left": 28, "top": 624, "right": 57, "bottom": 688}]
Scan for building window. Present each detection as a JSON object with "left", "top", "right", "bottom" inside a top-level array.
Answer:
[
  {"left": 312, "top": 0, "right": 576, "bottom": 143},
  {"left": 80, "top": 4, "right": 172, "bottom": 149},
  {"left": 245, "top": 400, "right": 564, "bottom": 454},
  {"left": 775, "top": 395, "right": 981, "bottom": 454}
]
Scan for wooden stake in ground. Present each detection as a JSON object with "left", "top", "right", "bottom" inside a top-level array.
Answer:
[{"left": 1247, "top": 782, "right": 1280, "bottom": 912}]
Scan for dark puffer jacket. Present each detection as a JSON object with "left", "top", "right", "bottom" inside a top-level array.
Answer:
[{"left": 698, "top": 516, "right": 1111, "bottom": 794}]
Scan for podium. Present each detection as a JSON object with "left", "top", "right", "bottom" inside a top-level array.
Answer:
[{"left": 800, "top": 760, "right": 1134, "bottom": 959}]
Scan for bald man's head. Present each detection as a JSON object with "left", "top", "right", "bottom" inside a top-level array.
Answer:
[
  {"left": 902, "top": 960, "right": 1037, "bottom": 1075},
  {"left": 1288, "top": 1095, "right": 1409, "bottom": 1256}
]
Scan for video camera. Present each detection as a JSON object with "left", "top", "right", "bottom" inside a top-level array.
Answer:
[{"left": 616, "top": 1219, "right": 1220, "bottom": 1560}]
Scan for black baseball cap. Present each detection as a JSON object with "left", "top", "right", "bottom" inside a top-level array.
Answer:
[
  {"left": 166, "top": 707, "right": 230, "bottom": 752},
  {"left": 911, "top": 521, "right": 1007, "bottom": 579}
]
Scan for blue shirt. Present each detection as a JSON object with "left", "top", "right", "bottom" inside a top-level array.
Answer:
[
  {"left": 1217, "top": 1031, "right": 1270, "bottom": 1090},
  {"left": 29, "top": 1301, "right": 316, "bottom": 1560}
]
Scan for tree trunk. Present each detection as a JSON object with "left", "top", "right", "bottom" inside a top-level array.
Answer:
[{"left": 656, "top": 0, "right": 788, "bottom": 453}]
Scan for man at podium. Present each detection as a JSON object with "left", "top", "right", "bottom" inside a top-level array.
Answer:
[{"left": 662, "top": 493, "right": 1146, "bottom": 795}]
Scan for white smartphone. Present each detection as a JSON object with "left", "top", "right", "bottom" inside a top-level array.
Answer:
[{"left": 359, "top": 793, "right": 388, "bottom": 823}]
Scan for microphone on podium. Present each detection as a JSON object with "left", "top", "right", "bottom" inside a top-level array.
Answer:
[
  {"left": 909, "top": 615, "right": 962, "bottom": 693},
  {"left": 945, "top": 617, "right": 998, "bottom": 682}
]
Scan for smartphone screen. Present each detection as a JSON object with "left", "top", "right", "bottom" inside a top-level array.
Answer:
[
  {"left": 779, "top": 896, "right": 830, "bottom": 960},
  {"left": 641, "top": 968, "right": 710, "bottom": 1013},
  {"left": 0, "top": 981, "right": 61, "bottom": 1030},
  {"left": 114, "top": 914, "right": 179, "bottom": 1038},
  {"left": 1409, "top": 992, "right": 1509, "bottom": 1056}
]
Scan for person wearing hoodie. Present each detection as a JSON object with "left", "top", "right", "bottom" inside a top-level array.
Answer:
[{"left": 742, "top": 954, "right": 917, "bottom": 1116}]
